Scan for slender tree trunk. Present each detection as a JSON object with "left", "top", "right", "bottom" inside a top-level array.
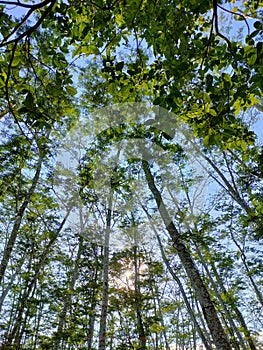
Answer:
[
  {"left": 194, "top": 147, "right": 252, "bottom": 215},
  {"left": 133, "top": 245, "right": 147, "bottom": 350},
  {"left": 142, "top": 160, "right": 232, "bottom": 350},
  {"left": 0, "top": 254, "right": 25, "bottom": 313},
  {"left": 206, "top": 246, "right": 257, "bottom": 350},
  {"left": 1, "top": 211, "right": 70, "bottom": 349},
  {"left": 98, "top": 196, "right": 112, "bottom": 350},
  {"left": 54, "top": 201, "right": 86, "bottom": 349},
  {"left": 155, "top": 291, "right": 170, "bottom": 350},
  {"left": 54, "top": 235, "right": 84, "bottom": 350},
  {"left": 2, "top": 276, "right": 32, "bottom": 349},
  {"left": 144, "top": 208, "right": 213, "bottom": 350},
  {"left": 87, "top": 244, "right": 101, "bottom": 350},
  {"left": 229, "top": 228, "right": 263, "bottom": 308},
  {"left": 150, "top": 285, "right": 160, "bottom": 350},
  {"left": 141, "top": 203, "right": 213, "bottom": 348},
  {"left": 0, "top": 150, "right": 45, "bottom": 285},
  {"left": 15, "top": 280, "right": 38, "bottom": 347},
  {"left": 194, "top": 243, "right": 247, "bottom": 350},
  {"left": 33, "top": 296, "right": 44, "bottom": 350},
  {"left": 87, "top": 265, "right": 99, "bottom": 350}
]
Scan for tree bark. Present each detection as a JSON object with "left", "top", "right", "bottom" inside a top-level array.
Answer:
[
  {"left": 54, "top": 200, "right": 85, "bottom": 350},
  {"left": 142, "top": 160, "right": 232, "bottom": 350},
  {"left": 133, "top": 245, "right": 147, "bottom": 350},
  {"left": 142, "top": 205, "right": 213, "bottom": 350},
  {"left": 206, "top": 245, "right": 257, "bottom": 350},
  {"left": 98, "top": 196, "right": 112, "bottom": 350},
  {"left": 0, "top": 150, "right": 45, "bottom": 285},
  {"left": 194, "top": 243, "right": 247, "bottom": 350},
  {"left": 1, "top": 211, "right": 71, "bottom": 349}
]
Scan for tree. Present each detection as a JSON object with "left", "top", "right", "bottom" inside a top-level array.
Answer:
[{"left": 0, "top": 0, "right": 263, "bottom": 349}]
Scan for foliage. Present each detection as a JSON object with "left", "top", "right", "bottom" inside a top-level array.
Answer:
[{"left": 0, "top": 0, "right": 262, "bottom": 349}]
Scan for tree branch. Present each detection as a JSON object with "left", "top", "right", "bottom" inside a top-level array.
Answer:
[
  {"left": 199, "top": 13, "right": 214, "bottom": 71},
  {"left": 1, "top": 8, "right": 34, "bottom": 46},
  {"left": 0, "top": 0, "right": 52, "bottom": 9},
  {"left": 4, "top": 42, "right": 33, "bottom": 142},
  {"left": 0, "top": 0, "right": 56, "bottom": 48},
  {"left": 217, "top": 4, "right": 250, "bottom": 36},
  {"left": 212, "top": 0, "right": 232, "bottom": 51}
]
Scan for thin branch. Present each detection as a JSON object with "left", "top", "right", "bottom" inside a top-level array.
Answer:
[
  {"left": 227, "top": 148, "right": 263, "bottom": 179},
  {"left": 100, "top": 0, "right": 143, "bottom": 56},
  {"left": 222, "top": 151, "right": 240, "bottom": 195},
  {"left": 89, "top": 0, "right": 107, "bottom": 10},
  {"left": 0, "top": 108, "right": 9, "bottom": 120},
  {"left": 199, "top": 13, "right": 214, "bottom": 71},
  {"left": 5, "top": 42, "right": 32, "bottom": 142},
  {"left": 217, "top": 4, "right": 250, "bottom": 36},
  {"left": 107, "top": 0, "right": 121, "bottom": 10},
  {"left": 0, "top": 0, "right": 56, "bottom": 48},
  {"left": 1, "top": 8, "right": 34, "bottom": 46},
  {"left": 0, "top": 0, "right": 52, "bottom": 9},
  {"left": 212, "top": 0, "right": 232, "bottom": 51}
]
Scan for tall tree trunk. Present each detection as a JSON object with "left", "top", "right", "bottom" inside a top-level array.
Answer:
[
  {"left": 155, "top": 290, "right": 170, "bottom": 350},
  {"left": 194, "top": 243, "right": 247, "bottom": 350},
  {"left": 54, "top": 201, "right": 86, "bottom": 350},
  {"left": 54, "top": 236, "right": 84, "bottom": 350},
  {"left": 87, "top": 266, "right": 99, "bottom": 350},
  {"left": 0, "top": 254, "right": 26, "bottom": 313},
  {"left": 133, "top": 245, "right": 147, "bottom": 350},
  {"left": 229, "top": 228, "right": 263, "bottom": 308},
  {"left": 142, "top": 160, "right": 232, "bottom": 350},
  {"left": 98, "top": 195, "right": 112, "bottom": 350},
  {"left": 0, "top": 150, "right": 45, "bottom": 285},
  {"left": 1, "top": 211, "right": 70, "bottom": 349},
  {"left": 142, "top": 206, "right": 213, "bottom": 350},
  {"left": 205, "top": 245, "right": 257, "bottom": 350}
]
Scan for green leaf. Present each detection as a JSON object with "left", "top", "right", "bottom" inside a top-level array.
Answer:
[
  {"left": 24, "top": 92, "right": 34, "bottom": 109},
  {"left": 240, "top": 140, "right": 247, "bottom": 151},
  {"left": 82, "top": 44, "right": 100, "bottom": 55},
  {"left": 119, "top": 85, "right": 131, "bottom": 99},
  {"left": 203, "top": 92, "right": 211, "bottom": 103},
  {"left": 116, "top": 61, "right": 124, "bottom": 71},
  {"left": 115, "top": 13, "right": 125, "bottom": 26},
  {"left": 203, "top": 135, "right": 210, "bottom": 147},
  {"left": 65, "top": 86, "right": 77, "bottom": 96},
  {"left": 248, "top": 52, "right": 257, "bottom": 65},
  {"left": 208, "top": 108, "right": 217, "bottom": 117},
  {"left": 12, "top": 55, "right": 21, "bottom": 67}
]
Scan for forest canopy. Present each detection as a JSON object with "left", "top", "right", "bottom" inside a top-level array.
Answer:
[{"left": 0, "top": 0, "right": 263, "bottom": 349}]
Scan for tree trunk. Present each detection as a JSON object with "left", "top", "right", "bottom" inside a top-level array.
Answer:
[
  {"left": 205, "top": 244, "right": 257, "bottom": 350},
  {"left": 0, "top": 150, "right": 45, "bottom": 285},
  {"left": 142, "top": 207, "right": 213, "bottom": 350},
  {"left": 54, "top": 200, "right": 86, "bottom": 350},
  {"left": 133, "top": 245, "right": 147, "bottom": 350},
  {"left": 98, "top": 196, "right": 112, "bottom": 350},
  {"left": 1, "top": 211, "right": 70, "bottom": 349},
  {"left": 54, "top": 235, "right": 84, "bottom": 350},
  {"left": 194, "top": 242, "right": 247, "bottom": 350},
  {"left": 142, "top": 160, "right": 232, "bottom": 350}
]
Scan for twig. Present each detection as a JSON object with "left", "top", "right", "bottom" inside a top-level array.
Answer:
[
  {"left": 199, "top": 13, "right": 214, "bottom": 71},
  {"left": 5, "top": 42, "right": 33, "bottom": 143},
  {"left": 1, "top": 8, "right": 34, "bottom": 46},
  {"left": 0, "top": 0, "right": 56, "bottom": 48},
  {"left": 217, "top": 4, "right": 250, "bottom": 36},
  {"left": 212, "top": 0, "right": 232, "bottom": 52},
  {"left": 0, "top": 0, "right": 52, "bottom": 10}
]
